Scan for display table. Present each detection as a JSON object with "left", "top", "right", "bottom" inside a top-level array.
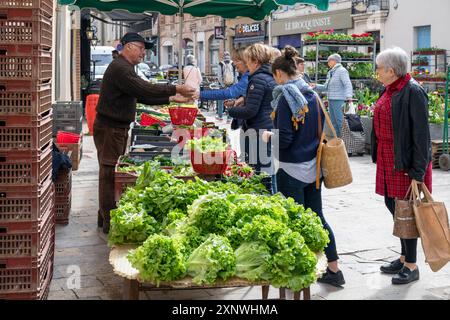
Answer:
[{"left": 109, "top": 245, "right": 327, "bottom": 300}]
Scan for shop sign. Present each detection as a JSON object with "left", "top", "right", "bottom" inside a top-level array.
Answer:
[
  {"left": 214, "top": 26, "right": 225, "bottom": 39},
  {"left": 272, "top": 9, "right": 352, "bottom": 36},
  {"left": 235, "top": 23, "right": 265, "bottom": 38}
]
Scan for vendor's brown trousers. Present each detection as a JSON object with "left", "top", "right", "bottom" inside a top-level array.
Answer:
[{"left": 93, "top": 119, "right": 128, "bottom": 229}]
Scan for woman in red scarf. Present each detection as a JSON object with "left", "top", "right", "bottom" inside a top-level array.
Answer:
[{"left": 372, "top": 47, "right": 432, "bottom": 285}]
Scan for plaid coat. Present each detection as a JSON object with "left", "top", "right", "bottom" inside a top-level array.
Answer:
[{"left": 374, "top": 74, "right": 432, "bottom": 199}]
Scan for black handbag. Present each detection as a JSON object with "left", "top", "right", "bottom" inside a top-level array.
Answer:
[{"left": 344, "top": 114, "right": 364, "bottom": 132}]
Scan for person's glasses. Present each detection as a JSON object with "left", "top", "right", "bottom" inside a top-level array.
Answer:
[{"left": 129, "top": 43, "right": 145, "bottom": 51}]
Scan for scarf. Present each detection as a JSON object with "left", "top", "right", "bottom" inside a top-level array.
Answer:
[{"left": 271, "top": 77, "right": 313, "bottom": 129}]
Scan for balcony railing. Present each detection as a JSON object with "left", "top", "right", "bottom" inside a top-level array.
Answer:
[{"left": 352, "top": 0, "right": 390, "bottom": 14}]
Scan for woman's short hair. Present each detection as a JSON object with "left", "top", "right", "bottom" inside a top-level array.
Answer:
[
  {"left": 272, "top": 46, "right": 299, "bottom": 76},
  {"left": 328, "top": 53, "right": 342, "bottom": 64},
  {"left": 270, "top": 47, "right": 282, "bottom": 63},
  {"left": 232, "top": 47, "right": 246, "bottom": 62},
  {"left": 376, "top": 47, "right": 409, "bottom": 77},
  {"left": 244, "top": 43, "right": 272, "bottom": 65},
  {"left": 186, "top": 54, "right": 196, "bottom": 65}
]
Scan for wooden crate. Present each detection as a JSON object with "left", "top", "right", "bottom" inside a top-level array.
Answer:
[{"left": 431, "top": 140, "right": 444, "bottom": 169}]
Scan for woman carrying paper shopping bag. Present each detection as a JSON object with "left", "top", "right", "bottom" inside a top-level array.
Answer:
[{"left": 372, "top": 47, "right": 432, "bottom": 285}]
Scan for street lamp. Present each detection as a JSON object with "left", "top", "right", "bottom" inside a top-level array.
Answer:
[{"left": 86, "top": 25, "right": 96, "bottom": 40}]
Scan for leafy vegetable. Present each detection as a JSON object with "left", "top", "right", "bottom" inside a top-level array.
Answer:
[
  {"left": 235, "top": 242, "right": 272, "bottom": 281},
  {"left": 108, "top": 203, "right": 159, "bottom": 245},
  {"left": 185, "top": 136, "right": 228, "bottom": 153},
  {"left": 127, "top": 234, "right": 187, "bottom": 285},
  {"left": 186, "top": 234, "right": 236, "bottom": 285},
  {"left": 188, "top": 193, "right": 235, "bottom": 235},
  {"left": 269, "top": 230, "right": 318, "bottom": 291}
]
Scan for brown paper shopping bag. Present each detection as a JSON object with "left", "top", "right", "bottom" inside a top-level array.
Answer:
[
  {"left": 393, "top": 184, "right": 420, "bottom": 239},
  {"left": 412, "top": 181, "right": 450, "bottom": 272}
]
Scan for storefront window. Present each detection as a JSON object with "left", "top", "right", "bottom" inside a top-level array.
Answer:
[{"left": 209, "top": 36, "right": 220, "bottom": 75}]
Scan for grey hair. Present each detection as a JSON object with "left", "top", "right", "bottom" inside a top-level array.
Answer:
[
  {"left": 376, "top": 47, "right": 408, "bottom": 77},
  {"left": 328, "top": 53, "right": 342, "bottom": 64},
  {"left": 186, "top": 54, "right": 196, "bottom": 65}
]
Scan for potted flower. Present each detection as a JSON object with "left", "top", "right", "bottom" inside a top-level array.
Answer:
[{"left": 428, "top": 92, "right": 446, "bottom": 140}]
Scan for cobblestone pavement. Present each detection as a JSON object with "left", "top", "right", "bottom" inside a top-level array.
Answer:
[{"left": 49, "top": 117, "right": 450, "bottom": 300}]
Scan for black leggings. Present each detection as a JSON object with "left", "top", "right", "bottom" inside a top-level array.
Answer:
[{"left": 384, "top": 196, "right": 418, "bottom": 264}]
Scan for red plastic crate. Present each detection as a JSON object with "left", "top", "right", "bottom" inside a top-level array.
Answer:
[
  {"left": 0, "top": 200, "right": 54, "bottom": 259},
  {"left": 0, "top": 44, "right": 52, "bottom": 81},
  {"left": 0, "top": 110, "right": 52, "bottom": 151},
  {"left": 56, "top": 131, "right": 80, "bottom": 144},
  {"left": 0, "top": 145, "right": 52, "bottom": 186},
  {"left": 169, "top": 107, "right": 198, "bottom": 126},
  {"left": 0, "top": 10, "right": 52, "bottom": 48},
  {"left": 0, "top": 81, "right": 51, "bottom": 116},
  {"left": 190, "top": 149, "right": 232, "bottom": 175},
  {"left": 0, "top": 176, "right": 53, "bottom": 224},
  {"left": 0, "top": 239, "right": 54, "bottom": 299},
  {"left": 0, "top": 0, "right": 53, "bottom": 18},
  {"left": 55, "top": 194, "right": 70, "bottom": 225},
  {"left": 54, "top": 167, "right": 71, "bottom": 198}
]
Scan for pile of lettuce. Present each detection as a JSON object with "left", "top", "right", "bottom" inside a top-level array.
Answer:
[{"left": 111, "top": 163, "right": 329, "bottom": 291}]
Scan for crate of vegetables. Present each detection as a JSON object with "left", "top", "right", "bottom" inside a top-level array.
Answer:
[{"left": 186, "top": 136, "right": 233, "bottom": 175}]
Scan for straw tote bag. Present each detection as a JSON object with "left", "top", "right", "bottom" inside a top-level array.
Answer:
[{"left": 315, "top": 95, "right": 353, "bottom": 189}]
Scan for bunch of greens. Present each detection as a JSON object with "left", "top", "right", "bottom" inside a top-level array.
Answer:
[
  {"left": 234, "top": 242, "right": 272, "bottom": 281},
  {"left": 185, "top": 136, "right": 228, "bottom": 153},
  {"left": 186, "top": 234, "right": 236, "bottom": 285},
  {"left": 108, "top": 202, "right": 159, "bottom": 245},
  {"left": 128, "top": 234, "right": 187, "bottom": 285}
]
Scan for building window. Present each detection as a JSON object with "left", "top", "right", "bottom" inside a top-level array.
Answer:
[{"left": 414, "top": 25, "right": 431, "bottom": 49}]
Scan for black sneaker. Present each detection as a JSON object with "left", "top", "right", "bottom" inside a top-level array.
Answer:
[
  {"left": 392, "top": 266, "right": 419, "bottom": 285},
  {"left": 317, "top": 268, "right": 345, "bottom": 287},
  {"left": 380, "top": 258, "right": 404, "bottom": 274}
]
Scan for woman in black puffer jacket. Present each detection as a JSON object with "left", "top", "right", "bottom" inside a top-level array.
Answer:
[{"left": 228, "top": 43, "right": 276, "bottom": 174}]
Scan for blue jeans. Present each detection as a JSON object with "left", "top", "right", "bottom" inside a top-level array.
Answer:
[
  {"left": 217, "top": 100, "right": 224, "bottom": 119},
  {"left": 276, "top": 169, "right": 339, "bottom": 262},
  {"left": 217, "top": 100, "right": 231, "bottom": 120},
  {"left": 328, "top": 99, "right": 345, "bottom": 138}
]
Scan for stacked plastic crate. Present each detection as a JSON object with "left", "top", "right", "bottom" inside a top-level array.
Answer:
[
  {"left": 54, "top": 101, "right": 83, "bottom": 170},
  {"left": 0, "top": 0, "right": 55, "bottom": 300}
]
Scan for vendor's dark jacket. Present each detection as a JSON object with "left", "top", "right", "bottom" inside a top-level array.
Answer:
[
  {"left": 371, "top": 79, "right": 431, "bottom": 181},
  {"left": 228, "top": 64, "right": 276, "bottom": 131},
  {"left": 96, "top": 55, "right": 176, "bottom": 128}
]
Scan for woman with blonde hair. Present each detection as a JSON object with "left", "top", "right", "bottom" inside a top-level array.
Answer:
[{"left": 227, "top": 43, "right": 276, "bottom": 174}]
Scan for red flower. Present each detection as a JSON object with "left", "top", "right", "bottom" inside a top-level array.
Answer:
[
  {"left": 330, "top": 29, "right": 335, "bottom": 33},
  {"left": 351, "top": 34, "right": 357, "bottom": 38},
  {"left": 308, "top": 32, "right": 315, "bottom": 37},
  {"left": 358, "top": 105, "right": 363, "bottom": 111}
]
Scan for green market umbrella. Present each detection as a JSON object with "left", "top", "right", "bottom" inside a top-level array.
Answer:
[{"left": 59, "top": 0, "right": 329, "bottom": 79}]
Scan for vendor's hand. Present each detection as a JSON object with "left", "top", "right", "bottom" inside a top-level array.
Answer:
[
  {"left": 310, "top": 83, "right": 317, "bottom": 89},
  {"left": 192, "top": 90, "right": 200, "bottom": 100},
  {"left": 234, "top": 96, "right": 245, "bottom": 107},
  {"left": 224, "top": 99, "right": 235, "bottom": 108},
  {"left": 176, "top": 84, "right": 196, "bottom": 98},
  {"left": 169, "top": 94, "right": 193, "bottom": 104},
  {"left": 262, "top": 131, "right": 274, "bottom": 143}
]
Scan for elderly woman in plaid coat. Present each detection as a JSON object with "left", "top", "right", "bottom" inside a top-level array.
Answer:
[{"left": 372, "top": 47, "right": 432, "bottom": 285}]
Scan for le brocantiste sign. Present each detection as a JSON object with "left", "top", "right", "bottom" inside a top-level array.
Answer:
[{"left": 272, "top": 9, "right": 352, "bottom": 36}]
